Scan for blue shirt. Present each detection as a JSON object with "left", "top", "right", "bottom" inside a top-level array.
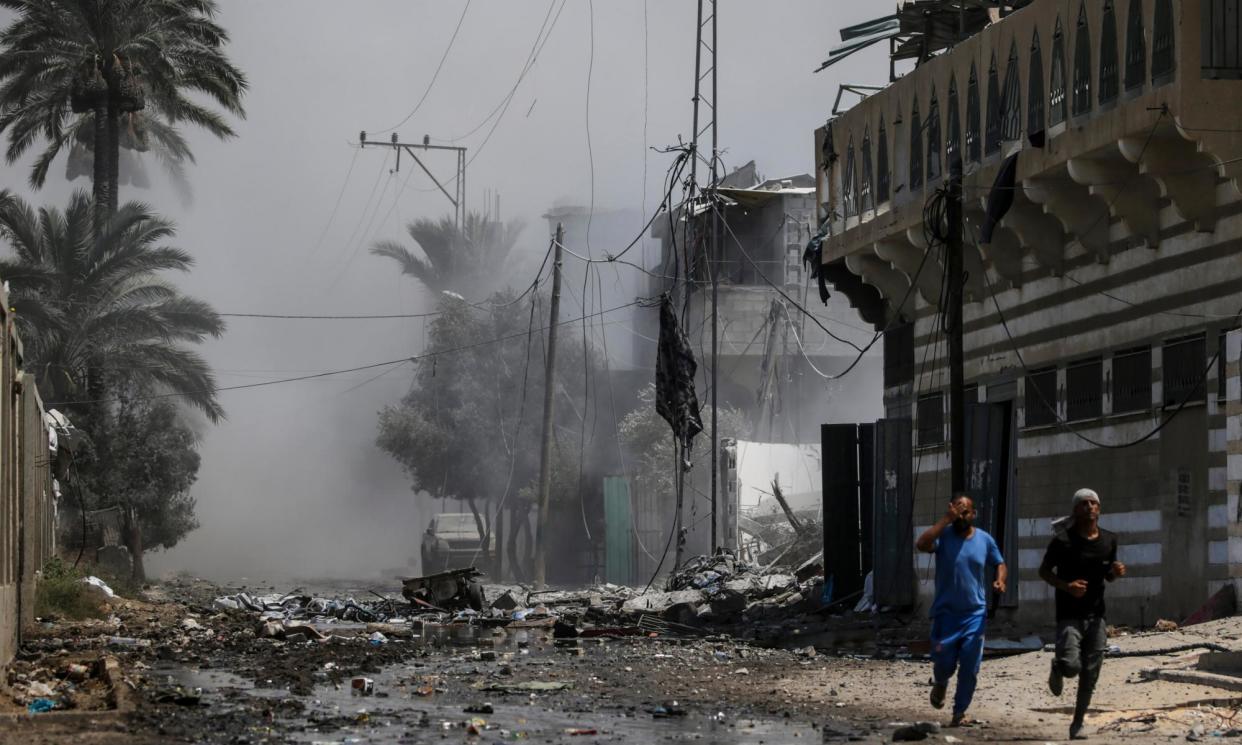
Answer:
[{"left": 931, "top": 527, "right": 1005, "bottom": 618}]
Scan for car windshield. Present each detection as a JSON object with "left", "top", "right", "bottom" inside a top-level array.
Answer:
[{"left": 437, "top": 514, "right": 478, "bottom": 533}]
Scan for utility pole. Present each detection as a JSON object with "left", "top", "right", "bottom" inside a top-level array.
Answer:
[
  {"left": 533, "top": 223, "right": 564, "bottom": 589},
  {"left": 358, "top": 131, "right": 467, "bottom": 230},
  {"left": 688, "top": 0, "right": 721, "bottom": 553},
  {"left": 946, "top": 176, "right": 966, "bottom": 495}
]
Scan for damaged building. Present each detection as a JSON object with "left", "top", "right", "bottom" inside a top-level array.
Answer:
[{"left": 816, "top": 0, "right": 1242, "bottom": 626}]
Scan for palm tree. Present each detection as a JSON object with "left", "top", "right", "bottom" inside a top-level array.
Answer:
[
  {"left": 0, "top": 190, "right": 225, "bottom": 421},
  {"left": 371, "top": 211, "right": 525, "bottom": 297},
  {"left": 0, "top": 0, "right": 247, "bottom": 226}
]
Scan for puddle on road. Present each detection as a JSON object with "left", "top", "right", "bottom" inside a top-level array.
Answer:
[{"left": 152, "top": 649, "right": 844, "bottom": 744}]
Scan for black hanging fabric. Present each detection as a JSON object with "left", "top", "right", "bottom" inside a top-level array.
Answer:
[
  {"left": 802, "top": 222, "right": 832, "bottom": 305},
  {"left": 821, "top": 119, "right": 838, "bottom": 172},
  {"left": 655, "top": 294, "right": 704, "bottom": 449},
  {"left": 981, "top": 152, "right": 1019, "bottom": 244}
]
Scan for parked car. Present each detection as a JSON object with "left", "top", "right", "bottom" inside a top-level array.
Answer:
[{"left": 420, "top": 513, "right": 494, "bottom": 572}]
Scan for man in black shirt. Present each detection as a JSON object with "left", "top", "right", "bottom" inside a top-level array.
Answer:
[{"left": 1039, "top": 488, "right": 1126, "bottom": 740}]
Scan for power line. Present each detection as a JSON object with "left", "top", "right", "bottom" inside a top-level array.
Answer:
[
  {"left": 712, "top": 205, "right": 866, "bottom": 353},
  {"left": 308, "top": 148, "right": 360, "bottom": 256},
  {"left": 369, "top": 0, "right": 473, "bottom": 135},
  {"left": 46, "top": 300, "right": 645, "bottom": 409},
  {"left": 440, "top": 0, "right": 562, "bottom": 144}
]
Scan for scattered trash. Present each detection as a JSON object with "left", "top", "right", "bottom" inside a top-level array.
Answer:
[
  {"left": 350, "top": 677, "right": 374, "bottom": 696},
  {"left": 892, "top": 722, "right": 939, "bottom": 741},
  {"left": 106, "top": 636, "right": 151, "bottom": 648},
  {"left": 27, "top": 698, "right": 57, "bottom": 714},
  {"left": 565, "top": 728, "right": 598, "bottom": 736},
  {"left": 651, "top": 702, "right": 688, "bottom": 718},
  {"left": 464, "top": 703, "right": 494, "bottom": 714},
  {"left": 368, "top": 631, "right": 388, "bottom": 646},
  {"left": 153, "top": 685, "right": 203, "bottom": 706},
  {"left": 1155, "top": 619, "right": 1179, "bottom": 632},
  {"left": 480, "top": 681, "right": 572, "bottom": 693},
  {"left": 180, "top": 617, "right": 203, "bottom": 631},
  {"left": 80, "top": 576, "right": 115, "bottom": 598}
]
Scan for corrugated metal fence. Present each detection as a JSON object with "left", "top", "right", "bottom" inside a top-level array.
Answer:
[{"left": 0, "top": 300, "right": 57, "bottom": 668}]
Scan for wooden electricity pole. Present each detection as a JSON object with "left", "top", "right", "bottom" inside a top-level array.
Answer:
[{"left": 533, "top": 223, "right": 564, "bottom": 589}]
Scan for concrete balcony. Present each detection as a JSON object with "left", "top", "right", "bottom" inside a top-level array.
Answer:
[{"left": 815, "top": 0, "right": 1242, "bottom": 327}]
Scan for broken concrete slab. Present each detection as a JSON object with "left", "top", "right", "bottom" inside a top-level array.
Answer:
[{"left": 621, "top": 590, "right": 707, "bottom": 616}]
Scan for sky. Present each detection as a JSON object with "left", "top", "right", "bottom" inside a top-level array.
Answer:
[{"left": 0, "top": 1, "right": 890, "bottom": 582}]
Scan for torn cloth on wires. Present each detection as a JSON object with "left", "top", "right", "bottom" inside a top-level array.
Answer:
[
  {"left": 801, "top": 220, "right": 832, "bottom": 305},
  {"left": 655, "top": 294, "right": 704, "bottom": 449},
  {"left": 981, "top": 152, "right": 1019, "bottom": 244}
]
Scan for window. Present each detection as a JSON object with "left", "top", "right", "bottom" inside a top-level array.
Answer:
[
  {"left": 1152, "top": 0, "right": 1175, "bottom": 82},
  {"left": 884, "top": 322, "right": 914, "bottom": 389},
  {"left": 843, "top": 136, "right": 857, "bottom": 218},
  {"left": 1124, "top": 0, "right": 1146, "bottom": 92},
  {"left": 986, "top": 53, "right": 1002, "bottom": 155},
  {"left": 1218, "top": 329, "right": 1238, "bottom": 400},
  {"left": 1066, "top": 357, "right": 1103, "bottom": 420},
  {"left": 966, "top": 64, "right": 981, "bottom": 163},
  {"left": 1002, "top": 41, "right": 1023, "bottom": 141},
  {"left": 1051, "top": 17, "right": 1069, "bottom": 126},
  {"left": 877, "top": 118, "right": 890, "bottom": 204},
  {"left": 917, "top": 392, "right": 945, "bottom": 447},
  {"left": 1024, "top": 367, "right": 1058, "bottom": 427},
  {"left": 947, "top": 77, "right": 961, "bottom": 174},
  {"left": 1201, "top": 0, "right": 1242, "bottom": 79},
  {"left": 1029, "top": 31, "right": 1045, "bottom": 137},
  {"left": 1099, "top": 1, "right": 1120, "bottom": 105},
  {"left": 910, "top": 98, "right": 923, "bottom": 190},
  {"left": 1073, "top": 3, "right": 1093, "bottom": 116},
  {"left": 927, "top": 88, "right": 942, "bottom": 182},
  {"left": 1112, "top": 346, "right": 1152, "bottom": 414},
  {"left": 1164, "top": 334, "right": 1207, "bottom": 407},
  {"left": 861, "top": 127, "right": 874, "bottom": 213}
]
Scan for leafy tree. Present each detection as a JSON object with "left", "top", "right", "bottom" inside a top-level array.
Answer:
[
  {"left": 0, "top": 0, "right": 247, "bottom": 225},
  {"left": 371, "top": 211, "right": 524, "bottom": 297},
  {"left": 376, "top": 291, "right": 598, "bottom": 580},
  {"left": 0, "top": 190, "right": 224, "bottom": 419},
  {"left": 76, "top": 385, "right": 202, "bottom": 582},
  {"left": 618, "top": 383, "right": 749, "bottom": 517}
]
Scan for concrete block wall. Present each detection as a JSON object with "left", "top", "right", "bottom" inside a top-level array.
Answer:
[{"left": 1224, "top": 330, "right": 1242, "bottom": 597}]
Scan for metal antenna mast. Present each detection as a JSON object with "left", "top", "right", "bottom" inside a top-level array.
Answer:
[
  {"left": 686, "top": 0, "right": 721, "bottom": 557},
  {"left": 358, "top": 132, "right": 467, "bottom": 230}
]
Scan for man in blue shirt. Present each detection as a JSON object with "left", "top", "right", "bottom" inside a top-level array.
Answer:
[{"left": 916, "top": 494, "right": 1008, "bottom": 726}]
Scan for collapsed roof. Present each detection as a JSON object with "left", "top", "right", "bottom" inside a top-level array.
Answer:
[{"left": 816, "top": 1, "right": 1036, "bottom": 73}]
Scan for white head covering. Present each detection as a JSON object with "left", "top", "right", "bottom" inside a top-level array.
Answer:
[
  {"left": 1052, "top": 488, "right": 1101, "bottom": 536},
  {"left": 1073, "top": 488, "right": 1100, "bottom": 507}
]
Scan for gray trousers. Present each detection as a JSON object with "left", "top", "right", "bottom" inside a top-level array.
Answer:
[{"left": 1054, "top": 616, "right": 1108, "bottom": 722}]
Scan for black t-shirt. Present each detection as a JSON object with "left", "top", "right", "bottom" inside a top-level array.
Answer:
[{"left": 1040, "top": 528, "right": 1118, "bottom": 621}]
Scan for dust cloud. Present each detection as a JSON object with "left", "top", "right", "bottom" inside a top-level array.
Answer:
[{"left": 0, "top": 1, "right": 888, "bottom": 582}]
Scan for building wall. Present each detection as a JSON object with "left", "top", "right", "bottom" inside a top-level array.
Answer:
[
  {"left": 814, "top": 0, "right": 1242, "bottom": 629},
  {"left": 0, "top": 306, "right": 58, "bottom": 667}
]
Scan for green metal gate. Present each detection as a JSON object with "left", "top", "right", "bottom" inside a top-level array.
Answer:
[{"left": 603, "top": 477, "right": 634, "bottom": 585}]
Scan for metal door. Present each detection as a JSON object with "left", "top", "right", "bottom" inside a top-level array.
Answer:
[
  {"left": 822, "top": 423, "right": 874, "bottom": 602},
  {"left": 963, "top": 401, "right": 1018, "bottom": 607},
  {"left": 872, "top": 418, "right": 915, "bottom": 608}
]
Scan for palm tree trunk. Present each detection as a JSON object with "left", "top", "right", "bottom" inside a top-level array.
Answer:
[
  {"left": 91, "top": 106, "right": 110, "bottom": 232},
  {"left": 107, "top": 103, "right": 121, "bottom": 217},
  {"left": 124, "top": 506, "right": 146, "bottom": 584}
]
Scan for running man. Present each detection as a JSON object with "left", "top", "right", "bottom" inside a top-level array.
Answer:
[
  {"left": 916, "top": 494, "right": 1008, "bottom": 726},
  {"left": 1040, "top": 488, "right": 1126, "bottom": 740}
]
